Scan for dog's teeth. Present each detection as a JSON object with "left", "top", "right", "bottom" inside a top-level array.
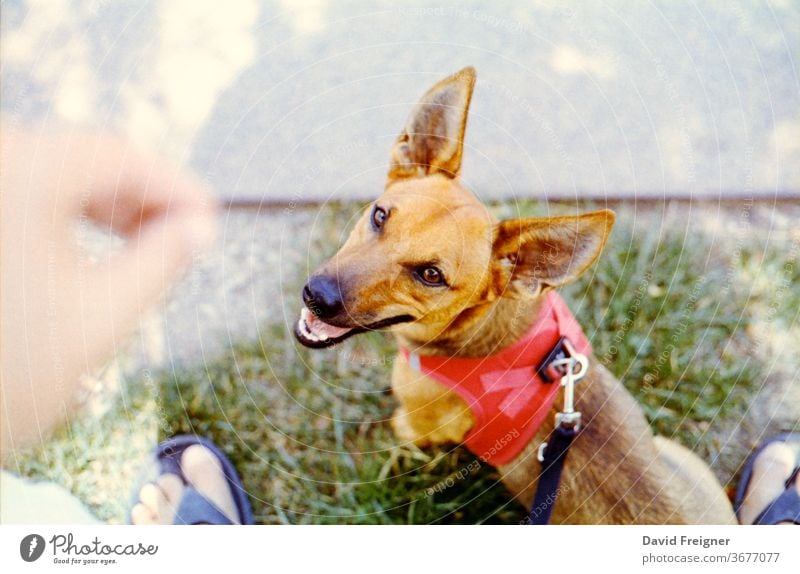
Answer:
[{"left": 301, "top": 319, "right": 319, "bottom": 341}]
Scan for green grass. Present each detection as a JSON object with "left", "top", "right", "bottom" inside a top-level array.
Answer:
[{"left": 6, "top": 201, "right": 799, "bottom": 523}]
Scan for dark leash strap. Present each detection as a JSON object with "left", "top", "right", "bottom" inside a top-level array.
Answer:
[
  {"left": 526, "top": 338, "right": 588, "bottom": 525},
  {"left": 526, "top": 425, "right": 579, "bottom": 524}
]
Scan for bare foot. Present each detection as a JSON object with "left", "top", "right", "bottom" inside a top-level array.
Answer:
[
  {"left": 131, "top": 444, "right": 241, "bottom": 524},
  {"left": 738, "top": 442, "right": 799, "bottom": 525}
]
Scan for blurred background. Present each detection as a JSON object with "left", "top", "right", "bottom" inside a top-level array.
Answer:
[
  {"left": 2, "top": 0, "right": 799, "bottom": 523},
  {"left": 4, "top": 0, "right": 798, "bottom": 202}
]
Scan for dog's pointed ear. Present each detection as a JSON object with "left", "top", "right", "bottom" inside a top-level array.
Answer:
[
  {"left": 492, "top": 210, "right": 615, "bottom": 296},
  {"left": 388, "top": 67, "right": 476, "bottom": 182}
]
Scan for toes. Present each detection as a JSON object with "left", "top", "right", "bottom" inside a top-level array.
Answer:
[
  {"left": 157, "top": 473, "right": 184, "bottom": 507},
  {"left": 137, "top": 481, "right": 180, "bottom": 524},
  {"left": 133, "top": 445, "right": 243, "bottom": 526},
  {"left": 133, "top": 477, "right": 184, "bottom": 525},
  {"left": 139, "top": 483, "right": 168, "bottom": 513},
  {"left": 131, "top": 503, "right": 156, "bottom": 525}
]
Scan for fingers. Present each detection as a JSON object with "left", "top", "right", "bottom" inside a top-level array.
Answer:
[
  {"left": 52, "top": 133, "right": 221, "bottom": 365},
  {"left": 74, "top": 134, "right": 217, "bottom": 235},
  {"left": 0, "top": 126, "right": 221, "bottom": 454},
  {"left": 85, "top": 145, "right": 217, "bottom": 235},
  {"left": 73, "top": 132, "right": 220, "bottom": 327},
  {"left": 11, "top": 129, "right": 217, "bottom": 235},
  {"left": 80, "top": 208, "right": 218, "bottom": 366}
]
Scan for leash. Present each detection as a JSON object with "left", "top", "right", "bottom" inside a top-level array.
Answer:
[{"left": 526, "top": 338, "right": 589, "bottom": 525}]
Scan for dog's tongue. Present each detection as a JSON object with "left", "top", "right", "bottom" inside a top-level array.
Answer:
[{"left": 301, "top": 307, "right": 352, "bottom": 341}]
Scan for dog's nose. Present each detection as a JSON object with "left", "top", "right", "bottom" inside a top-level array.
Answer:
[{"left": 303, "top": 275, "right": 344, "bottom": 319}]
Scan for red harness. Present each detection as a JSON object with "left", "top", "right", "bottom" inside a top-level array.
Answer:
[{"left": 399, "top": 291, "right": 591, "bottom": 466}]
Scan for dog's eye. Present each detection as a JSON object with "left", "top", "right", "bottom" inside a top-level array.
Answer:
[
  {"left": 416, "top": 266, "right": 445, "bottom": 286},
  {"left": 371, "top": 206, "right": 388, "bottom": 230}
]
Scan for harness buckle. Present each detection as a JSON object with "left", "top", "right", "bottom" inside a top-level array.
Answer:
[{"left": 546, "top": 338, "right": 589, "bottom": 431}]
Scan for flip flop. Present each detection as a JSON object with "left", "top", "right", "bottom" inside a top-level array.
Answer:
[
  {"left": 129, "top": 435, "right": 254, "bottom": 525},
  {"left": 734, "top": 432, "right": 800, "bottom": 525}
]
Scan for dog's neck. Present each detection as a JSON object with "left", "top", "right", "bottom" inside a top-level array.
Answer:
[{"left": 397, "top": 294, "right": 545, "bottom": 357}]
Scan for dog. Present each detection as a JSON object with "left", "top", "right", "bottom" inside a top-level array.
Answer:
[{"left": 294, "top": 67, "right": 736, "bottom": 524}]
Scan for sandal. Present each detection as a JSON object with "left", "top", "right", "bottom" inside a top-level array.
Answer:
[
  {"left": 734, "top": 432, "right": 800, "bottom": 525},
  {"left": 129, "top": 435, "right": 254, "bottom": 525}
]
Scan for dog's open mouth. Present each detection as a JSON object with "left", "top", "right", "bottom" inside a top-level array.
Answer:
[
  {"left": 294, "top": 307, "right": 413, "bottom": 348},
  {"left": 295, "top": 307, "right": 354, "bottom": 348}
]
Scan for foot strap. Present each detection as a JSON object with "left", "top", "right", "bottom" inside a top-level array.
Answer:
[{"left": 174, "top": 487, "right": 235, "bottom": 525}]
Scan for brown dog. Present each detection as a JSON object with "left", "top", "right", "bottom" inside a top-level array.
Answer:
[{"left": 294, "top": 67, "right": 736, "bottom": 524}]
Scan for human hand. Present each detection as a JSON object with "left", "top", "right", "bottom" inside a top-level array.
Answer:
[{"left": 0, "top": 126, "right": 219, "bottom": 455}]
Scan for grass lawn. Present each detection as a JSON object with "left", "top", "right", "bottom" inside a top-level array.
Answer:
[{"left": 5, "top": 200, "right": 799, "bottom": 524}]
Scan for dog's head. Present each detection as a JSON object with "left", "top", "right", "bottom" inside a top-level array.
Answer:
[{"left": 295, "top": 67, "right": 614, "bottom": 348}]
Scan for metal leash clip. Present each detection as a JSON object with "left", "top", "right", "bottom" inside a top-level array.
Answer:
[{"left": 537, "top": 338, "right": 589, "bottom": 462}]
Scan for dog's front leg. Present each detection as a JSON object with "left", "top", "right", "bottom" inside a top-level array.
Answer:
[{"left": 390, "top": 354, "right": 475, "bottom": 447}]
